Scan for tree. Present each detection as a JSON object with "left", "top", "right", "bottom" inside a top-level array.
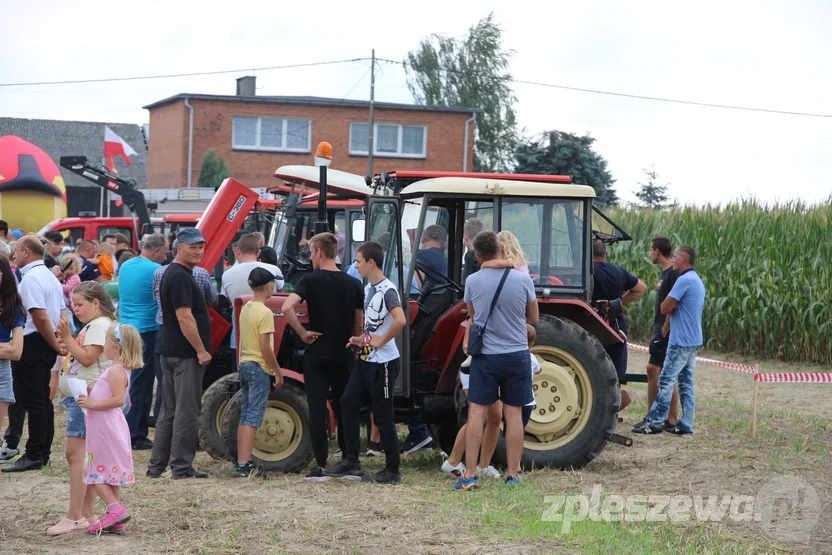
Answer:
[
  {"left": 405, "top": 12, "right": 517, "bottom": 172},
  {"left": 197, "top": 149, "right": 231, "bottom": 189},
  {"left": 634, "top": 164, "right": 670, "bottom": 208},
  {"left": 514, "top": 131, "right": 618, "bottom": 206}
]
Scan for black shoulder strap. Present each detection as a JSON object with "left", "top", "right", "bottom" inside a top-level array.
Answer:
[{"left": 481, "top": 268, "right": 511, "bottom": 333}]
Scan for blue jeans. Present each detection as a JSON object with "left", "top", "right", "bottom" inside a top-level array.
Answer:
[
  {"left": 64, "top": 397, "right": 86, "bottom": 439},
  {"left": 125, "top": 331, "right": 157, "bottom": 441},
  {"left": 646, "top": 344, "right": 697, "bottom": 431},
  {"left": 239, "top": 362, "right": 272, "bottom": 427}
]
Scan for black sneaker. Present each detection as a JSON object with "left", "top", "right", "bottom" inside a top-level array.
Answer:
[
  {"left": 632, "top": 422, "right": 664, "bottom": 435},
  {"left": 132, "top": 438, "right": 154, "bottom": 451},
  {"left": 305, "top": 466, "right": 330, "bottom": 481},
  {"left": 322, "top": 459, "right": 363, "bottom": 478},
  {"left": 399, "top": 436, "right": 433, "bottom": 455},
  {"left": 665, "top": 425, "right": 693, "bottom": 436},
  {"left": 362, "top": 468, "right": 401, "bottom": 484},
  {"left": 366, "top": 441, "right": 383, "bottom": 457},
  {"left": 232, "top": 462, "right": 264, "bottom": 478}
]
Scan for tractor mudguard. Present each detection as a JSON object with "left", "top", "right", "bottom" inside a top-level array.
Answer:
[{"left": 539, "top": 298, "right": 623, "bottom": 346}]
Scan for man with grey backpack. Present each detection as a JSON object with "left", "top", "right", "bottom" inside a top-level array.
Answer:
[{"left": 454, "top": 231, "right": 538, "bottom": 491}]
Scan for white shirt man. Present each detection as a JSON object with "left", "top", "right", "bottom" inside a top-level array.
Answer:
[{"left": 219, "top": 234, "right": 283, "bottom": 363}]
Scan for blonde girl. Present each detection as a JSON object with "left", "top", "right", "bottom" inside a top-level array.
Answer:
[
  {"left": 47, "top": 282, "right": 115, "bottom": 536},
  {"left": 79, "top": 323, "right": 143, "bottom": 534},
  {"left": 497, "top": 230, "right": 529, "bottom": 274}
]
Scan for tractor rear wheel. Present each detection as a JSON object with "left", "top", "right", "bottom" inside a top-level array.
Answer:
[
  {"left": 221, "top": 382, "right": 314, "bottom": 473},
  {"left": 197, "top": 372, "right": 240, "bottom": 461},
  {"left": 494, "top": 315, "right": 619, "bottom": 470}
]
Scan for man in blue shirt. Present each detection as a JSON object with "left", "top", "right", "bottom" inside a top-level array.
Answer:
[
  {"left": 120, "top": 234, "right": 169, "bottom": 450},
  {"left": 634, "top": 246, "right": 706, "bottom": 436}
]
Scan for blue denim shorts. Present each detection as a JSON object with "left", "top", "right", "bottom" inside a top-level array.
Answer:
[
  {"left": 239, "top": 361, "right": 272, "bottom": 428},
  {"left": 468, "top": 350, "right": 533, "bottom": 407},
  {"left": 0, "top": 359, "right": 13, "bottom": 403},
  {"left": 64, "top": 397, "right": 86, "bottom": 439}
]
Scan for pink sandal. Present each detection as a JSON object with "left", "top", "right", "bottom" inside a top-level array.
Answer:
[
  {"left": 46, "top": 517, "right": 89, "bottom": 536},
  {"left": 87, "top": 505, "right": 130, "bottom": 534}
]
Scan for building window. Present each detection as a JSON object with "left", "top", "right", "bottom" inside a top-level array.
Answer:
[
  {"left": 232, "top": 116, "right": 311, "bottom": 152},
  {"left": 349, "top": 122, "right": 427, "bottom": 158}
]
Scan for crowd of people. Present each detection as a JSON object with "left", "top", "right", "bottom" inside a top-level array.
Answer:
[{"left": 0, "top": 212, "right": 706, "bottom": 533}]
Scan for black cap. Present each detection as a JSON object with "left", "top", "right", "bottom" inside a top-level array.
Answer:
[
  {"left": 258, "top": 246, "right": 278, "bottom": 266},
  {"left": 248, "top": 267, "right": 276, "bottom": 288}
]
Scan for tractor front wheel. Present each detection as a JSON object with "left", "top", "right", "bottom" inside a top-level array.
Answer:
[{"left": 493, "top": 315, "right": 619, "bottom": 470}]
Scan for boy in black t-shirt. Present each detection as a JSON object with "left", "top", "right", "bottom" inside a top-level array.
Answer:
[{"left": 281, "top": 233, "right": 364, "bottom": 479}]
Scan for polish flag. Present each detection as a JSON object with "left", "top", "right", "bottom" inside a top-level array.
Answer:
[{"left": 104, "top": 126, "right": 137, "bottom": 167}]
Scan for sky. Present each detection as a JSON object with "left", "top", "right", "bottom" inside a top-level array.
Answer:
[{"left": 2, "top": 0, "right": 831, "bottom": 206}]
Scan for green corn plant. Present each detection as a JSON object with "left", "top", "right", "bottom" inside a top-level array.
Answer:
[{"left": 605, "top": 200, "right": 832, "bottom": 364}]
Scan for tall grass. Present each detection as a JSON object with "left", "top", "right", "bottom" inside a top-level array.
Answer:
[{"left": 606, "top": 199, "right": 832, "bottom": 363}]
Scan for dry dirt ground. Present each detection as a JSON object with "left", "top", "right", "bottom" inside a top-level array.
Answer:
[{"left": 0, "top": 349, "right": 829, "bottom": 554}]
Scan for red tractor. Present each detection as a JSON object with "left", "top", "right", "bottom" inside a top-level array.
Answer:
[{"left": 198, "top": 161, "right": 634, "bottom": 471}]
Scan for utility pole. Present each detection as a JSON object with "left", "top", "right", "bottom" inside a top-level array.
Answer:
[{"left": 367, "top": 50, "right": 376, "bottom": 178}]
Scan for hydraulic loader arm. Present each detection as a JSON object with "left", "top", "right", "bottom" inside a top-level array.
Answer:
[{"left": 59, "top": 156, "right": 153, "bottom": 236}]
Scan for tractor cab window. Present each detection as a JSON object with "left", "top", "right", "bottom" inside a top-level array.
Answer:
[
  {"left": 334, "top": 212, "right": 347, "bottom": 264},
  {"left": 501, "top": 198, "right": 586, "bottom": 288},
  {"left": 366, "top": 200, "right": 404, "bottom": 293},
  {"left": 409, "top": 202, "right": 451, "bottom": 300},
  {"left": 462, "top": 201, "right": 495, "bottom": 283}
]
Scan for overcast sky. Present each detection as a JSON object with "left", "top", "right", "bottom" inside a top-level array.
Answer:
[{"left": 3, "top": 0, "right": 830, "bottom": 206}]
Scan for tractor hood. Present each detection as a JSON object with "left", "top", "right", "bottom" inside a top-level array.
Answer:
[{"left": 272, "top": 165, "right": 371, "bottom": 198}]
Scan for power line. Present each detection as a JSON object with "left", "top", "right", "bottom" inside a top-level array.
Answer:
[
  {"left": 378, "top": 58, "right": 832, "bottom": 119},
  {"left": 5, "top": 54, "right": 830, "bottom": 120},
  {"left": 0, "top": 58, "right": 366, "bottom": 88}
]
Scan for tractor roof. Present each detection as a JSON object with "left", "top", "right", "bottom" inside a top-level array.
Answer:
[
  {"left": 399, "top": 177, "right": 596, "bottom": 199},
  {"left": 272, "top": 165, "right": 371, "bottom": 198}
]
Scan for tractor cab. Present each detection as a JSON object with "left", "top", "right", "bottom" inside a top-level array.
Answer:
[
  {"left": 267, "top": 165, "right": 369, "bottom": 288},
  {"left": 357, "top": 173, "right": 631, "bottom": 469}
]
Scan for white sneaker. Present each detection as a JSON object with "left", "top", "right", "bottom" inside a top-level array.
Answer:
[
  {"left": 441, "top": 459, "right": 465, "bottom": 477},
  {"left": 476, "top": 465, "right": 502, "bottom": 479},
  {"left": 0, "top": 443, "right": 19, "bottom": 463}
]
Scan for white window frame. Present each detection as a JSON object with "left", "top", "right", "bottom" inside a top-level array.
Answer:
[
  {"left": 349, "top": 122, "right": 427, "bottom": 159},
  {"left": 232, "top": 116, "right": 311, "bottom": 153}
]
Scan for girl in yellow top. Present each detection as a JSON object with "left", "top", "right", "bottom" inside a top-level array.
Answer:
[{"left": 47, "top": 282, "right": 115, "bottom": 536}]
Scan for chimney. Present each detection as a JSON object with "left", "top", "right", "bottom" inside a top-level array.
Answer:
[{"left": 236, "top": 76, "right": 256, "bottom": 97}]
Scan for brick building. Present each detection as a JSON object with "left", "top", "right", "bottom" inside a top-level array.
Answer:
[{"left": 143, "top": 76, "right": 479, "bottom": 189}]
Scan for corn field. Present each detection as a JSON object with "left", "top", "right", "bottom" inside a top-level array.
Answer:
[{"left": 606, "top": 200, "right": 832, "bottom": 364}]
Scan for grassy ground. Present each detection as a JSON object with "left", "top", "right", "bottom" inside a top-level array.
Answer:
[{"left": 1, "top": 349, "right": 830, "bottom": 554}]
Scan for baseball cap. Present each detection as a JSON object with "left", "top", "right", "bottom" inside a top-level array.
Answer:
[
  {"left": 11, "top": 230, "right": 23, "bottom": 240},
  {"left": 177, "top": 227, "right": 207, "bottom": 245},
  {"left": 258, "top": 246, "right": 278, "bottom": 266},
  {"left": 248, "top": 266, "right": 276, "bottom": 288}
]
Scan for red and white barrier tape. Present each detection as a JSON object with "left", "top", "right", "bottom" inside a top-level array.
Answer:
[
  {"left": 627, "top": 343, "right": 758, "bottom": 374},
  {"left": 753, "top": 372, "right": 832, "bottom": 383}
]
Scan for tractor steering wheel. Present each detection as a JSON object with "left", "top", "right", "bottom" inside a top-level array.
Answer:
[
  {"left": 415, "top": 261, "right": 464, "bottom": 296},
  {"left": 283, "top": 255, "right": 312, "bottom": 271}
]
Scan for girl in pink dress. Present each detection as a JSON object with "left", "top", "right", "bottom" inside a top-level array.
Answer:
[{"left": 78, "top": 323, "right": 143, "bottom": 535}]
